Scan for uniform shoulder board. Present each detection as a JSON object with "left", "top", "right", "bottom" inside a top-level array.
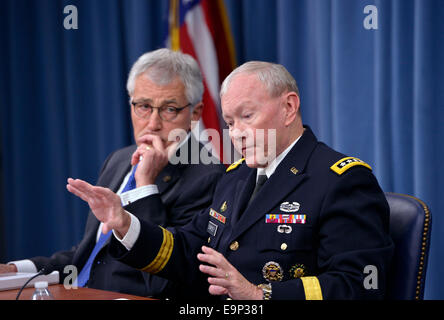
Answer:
[
  {"left": 226, "top": 158, "right": 245, "bottom": 173},
  {"left": 330, "top": 157, "right": 372, "bottom": 175}
]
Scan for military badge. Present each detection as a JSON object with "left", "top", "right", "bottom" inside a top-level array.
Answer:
[
  {"left": 207, "top": 221, "right": 218, "bottom": 236},
  {"left": 277, "top": 224, "right": 293, "bottom": 234},
  {"left": 289, "top": 264, "right": 306, "bottom": 279},
  {"left": 220, "top": 201, "right": 227, "bottom": 212},
  {"left": 209, "top": 208, "right": 226, "bottom": 224},
  {"left": 280, "top": 201, "right": 300, "bottom": 212},
  {"left": 262, "top": 261, "right": 283, "bottom": 282}
]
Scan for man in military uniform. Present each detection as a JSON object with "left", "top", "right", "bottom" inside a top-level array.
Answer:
[{"left": 68, "top": 61, "right": 394, "bottom": 299}]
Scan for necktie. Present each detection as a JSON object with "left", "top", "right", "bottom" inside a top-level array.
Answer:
[
  {"left": 77, "top": 164, "right": 138, "bottom": 287},
  {"left": 247, "top": 174, "right": 268, "bottom": 207},
  {"left": 120, "top": 163, "right": 138, "bottom": 193},
  {"left": 232, "top": 173, "right": 268, "bottom": 226}
]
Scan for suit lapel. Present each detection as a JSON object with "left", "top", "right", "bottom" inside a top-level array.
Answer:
[
  {"left": 230, "top": 127, "right": 318, "bottom": 241},
  {"left": 155, "top": 134, "right": 199, "bottom": 195},
  {"left": 229, "top": 169, "right": 257, "bottom": 226},
  {"left": 155, "top": 162, "right": 182, "bottom": 195},
  {"left": 102, "top": 147, "right": 135, "bottom": 193}
]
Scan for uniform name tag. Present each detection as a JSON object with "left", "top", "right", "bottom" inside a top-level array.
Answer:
[
  {"left": 265, "top": 214, "right": 306, "bottom": 224},
  {"left": 207, "top": 221, "right": 218, "bottom": 236}
]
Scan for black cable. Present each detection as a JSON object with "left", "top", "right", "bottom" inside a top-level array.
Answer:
[{"left": 15, "top": 264, "right": 55, "bottom": 300}]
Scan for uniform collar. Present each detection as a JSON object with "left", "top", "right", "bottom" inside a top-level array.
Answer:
[{"left": 256, "top": 131, "right": 303, "bottom": 181}]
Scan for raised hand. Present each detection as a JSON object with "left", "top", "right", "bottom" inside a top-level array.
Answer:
[{"left": 66, "top": 178, "right": 130, "bottom": 238}]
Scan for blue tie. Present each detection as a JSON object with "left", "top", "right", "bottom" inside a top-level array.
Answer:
[
  {"left": 77, "top": 164, "right": 138, "bottom": 287},
  {"left": 120, "top": 164, "right": 138, "bottom": 193}
]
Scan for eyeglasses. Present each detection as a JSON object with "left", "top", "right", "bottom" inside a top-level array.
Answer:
[{"left": 131, "top": 101, "right": 192, "bottom": 122}]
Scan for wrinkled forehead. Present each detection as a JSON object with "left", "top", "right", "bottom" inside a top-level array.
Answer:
[
  {"left": 223, "top": 74, "right": 269, "bottom": 103},
  {"left": 221, "top": 74, "right": 271, "bottom": 112},
  {"left": 133, "top": 74, "right": 186, "bottom": 99}
]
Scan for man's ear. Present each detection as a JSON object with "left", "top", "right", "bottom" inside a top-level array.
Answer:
[
  {"left": 191, "top": 102, "right": 203, "bottom": 122},
  {"left": 283, "top": 92, "right": 300, "bottom": 127}
]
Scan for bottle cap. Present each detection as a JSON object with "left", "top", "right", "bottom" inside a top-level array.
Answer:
[{"left": 34, "top": 281, "right": 48, "bottom": 289}]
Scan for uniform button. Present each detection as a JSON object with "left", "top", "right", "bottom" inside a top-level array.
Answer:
[
  {"left": 229, "top": 241, "right": 239, "bottom": 251},
  {"left": 208, "top": 237, "right": 211, "bottom": 243},
  {"left": 281, "top": 243, "right": 288, "bottom": 251}
]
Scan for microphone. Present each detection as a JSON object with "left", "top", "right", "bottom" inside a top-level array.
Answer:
[{"left": 15, "top": 264, "right": 56, "bottom": 300}]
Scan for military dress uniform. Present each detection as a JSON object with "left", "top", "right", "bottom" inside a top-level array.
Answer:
[{"left": 110, "top": 126, "right": 394, "bottom": 300}]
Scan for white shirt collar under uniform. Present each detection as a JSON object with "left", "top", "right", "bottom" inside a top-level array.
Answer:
[{"left": 256, "top": 133, "right": 302, "bottom": 181}]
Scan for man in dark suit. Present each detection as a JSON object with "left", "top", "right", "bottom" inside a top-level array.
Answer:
[
  {"left": 0, "top": 49, "right": 224, "bottom": 298},
  {"left": 68, "top": 61, "right": 394, "bottom": 300}
]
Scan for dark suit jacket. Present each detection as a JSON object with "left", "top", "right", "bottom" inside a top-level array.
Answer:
[
  {"left": 30, "top": 137, "right": 225, "bottom": 297},
  {"left": 111, "top": 126, "right": 394, "bottom": 299}
]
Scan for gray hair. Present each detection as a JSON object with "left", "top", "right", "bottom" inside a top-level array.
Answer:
[
  {"left": 126, "top": 48, "right": 204, "bottom": 106},
  {"left": 220, "top": 61, "right": 299, "bottom": 98}
]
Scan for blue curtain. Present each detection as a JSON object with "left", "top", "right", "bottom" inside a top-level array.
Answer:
[
  {"left": 0, "top": 0, "right": 168, "bottom": 258},
  {"left": 1, "top": 0, "right": 443, "bottom": 299}
]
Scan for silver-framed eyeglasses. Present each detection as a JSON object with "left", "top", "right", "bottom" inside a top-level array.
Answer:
[{"left": 131, "top": 101, "right": 192, "bottom": 121}]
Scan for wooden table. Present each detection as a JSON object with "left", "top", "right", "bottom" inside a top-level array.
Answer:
[{"left": 0, "top": 284, "right": 152, "bottom": 300}]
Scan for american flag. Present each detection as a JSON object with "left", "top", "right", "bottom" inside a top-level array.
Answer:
[{"left": 165, "top": 0, "right": 237, "bottom": 163}]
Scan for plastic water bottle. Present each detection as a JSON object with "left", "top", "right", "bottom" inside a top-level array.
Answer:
[{"left": 31, "top": 281, "right": 54, "bottom": 300}]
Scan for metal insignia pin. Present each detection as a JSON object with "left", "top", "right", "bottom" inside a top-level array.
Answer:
[
  {"left": 277, "top": 224, "right": 293, "bottom": 234},
  {"left": 280, "top": 201, "right": 300, "bottom": 212},
  {"left": 220, "top": 201, "right": 227, "bottom": 212},
  {"left": 289, "top": 264, "right": 306, "bottom": 279},
  {"left": 262, "top": 261, "right": 284, "bottom": 282},
  {"left": 290, "top": 167, "right": 298, "bottom": 175}
]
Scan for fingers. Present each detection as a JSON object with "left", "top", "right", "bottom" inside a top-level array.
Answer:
[
  {"left": 66, "top": 183, "right": 90, "bottom": 203},
  {"left": 197, "top": 246, "right": 231, "bottom": 278},
  {"left": 198, "top": 246, "right": 234, "bottom": 289},
  {"left": 137, "top": 134, "right": 165, "bottom": 151},
  {"left": 66, "top": 178, "right": 94, "bottom": 201},
  {"left": 199, "top": 264, "right": 227, "bottom": 279},
  {"left": 137, "top": 134, "right": 154, "bottom": 146},
  {"left": 131, "top": 149, "right": 141, "bottom": 166},
  {"left": 208, "top": 285, "right": 229, "bottom": 296},
  {"left": 150, "top": 135, "right": 165, "bottom": 151},
  {"left": 132, "top": 135, "right": 168, "bottom": 166},
  {"left": 67, "top": 178, "right": 94, "bottom": 195},
  {"left": 67, "top": 178, "right": 115, "bottom": 204},
  {"left": 133, "top": 145, "right": 152, "bottom": 163},
  {"left": 199, "top": 262, "right": 232, "bottom": 296},
  {"left": 0, "top": 264, "right": 18, "bottom": 274},
  {"left": 197, "top": 246, "right": 228, "bottom": 268},
  {"left": 102, "top": 224, "right": 111, "bottom": 234}
]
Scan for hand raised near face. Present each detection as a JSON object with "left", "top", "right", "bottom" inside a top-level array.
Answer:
[{"left": 131, "top": 134, "right": 179, "bottom": 187}]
